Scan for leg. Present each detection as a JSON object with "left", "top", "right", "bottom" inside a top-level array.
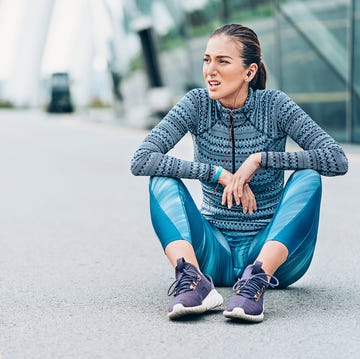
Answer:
[
  {"left": 149, "top": 176, "right": 203, "bottom": 268},
  {"left": 256, "top": 241, "right": 288, "bottom": 276},
  {"left": 247, "top": 169, "right": 322, "bottom": 286},
  {"left": 165, "top": 240, "right": 200, "bottom": 270},
  {"left": 224, "top": 170, "right": 322, "bottom": 321},
  {"left": 149, "top": 176, "right": 229, "bottom": 318},
  {"left": 149, "top": 176, "right": 233, "bottom": 285}
]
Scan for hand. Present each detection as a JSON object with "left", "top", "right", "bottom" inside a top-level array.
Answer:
[
  {"left": 240, "top": 183, "right": 257, "bottom": 214},
  {"left": 221, "top": 153, "right": 261, "bottom": 210},
  {"left": 221, "top": 182, "right": 257, "bottom": 213},
  {"left": 217, "top": 167, "right": 233, "bottom": 187}
]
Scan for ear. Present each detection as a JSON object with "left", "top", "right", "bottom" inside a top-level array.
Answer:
[{"left": 246, "top": 63, "right": 258, "bottom": 80}]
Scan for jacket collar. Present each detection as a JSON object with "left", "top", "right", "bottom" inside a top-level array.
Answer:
[{"left": 215, "top": 87, "right": 255, "bottom": 123}]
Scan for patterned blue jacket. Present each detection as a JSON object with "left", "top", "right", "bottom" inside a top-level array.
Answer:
[{"left": 131, "top": 88, "right": 348, "bottom": 234}]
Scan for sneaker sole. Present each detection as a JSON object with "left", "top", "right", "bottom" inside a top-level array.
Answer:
[
  {"left": 223, "top": 307, "right": 264, "bottom": 322},
  {"left": 168, "top": 289, "right": 223, "bottom": 320}
]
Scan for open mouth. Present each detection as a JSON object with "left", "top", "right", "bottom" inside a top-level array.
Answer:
[{"left": 208, "top": 80, "right": 221, "bottom": 88}]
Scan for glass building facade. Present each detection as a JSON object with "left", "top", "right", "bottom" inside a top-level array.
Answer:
[{"left": 120, "top": 0, "right": 360, "bottom": 142}]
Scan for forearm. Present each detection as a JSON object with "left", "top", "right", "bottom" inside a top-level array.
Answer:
[
  {"left": 261, "top": 146, "right": 348, "bottom": 176},
  {"left": 131, "top": 147, "right": 217, "bottom": 181},
  {"left": 274, "top": 92, "right": 349, "bottom": 176},
  {"left": 131, "top": 89, "right": 221, "bottom": 181}
]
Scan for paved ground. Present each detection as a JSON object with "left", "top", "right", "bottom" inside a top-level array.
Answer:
[{"left": 0, "top": 110, "right": 359, "bottom": 359}]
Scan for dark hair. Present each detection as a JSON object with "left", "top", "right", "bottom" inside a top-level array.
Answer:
[{"left": 210, "top": 24, "right": 267, "bottom": 90}]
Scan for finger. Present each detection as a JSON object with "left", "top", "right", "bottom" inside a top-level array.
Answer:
[
  {"left": 233, "top": 179, "right": 240, "bottom": 205},
  {"left": 248, "top": 196, "right": 255, "bottom": 215},
  {"left": 252, "top": 193, "right": 257, "bottom": 212},
  {"left": 227, "top": 188, "right": 233, "bottom": 209},
  {"left": 237, "top": 180, "right": 245, "bottom": 198},
  {"left": 242, "top": 185, "right": 254, "bottom": 214},
  {"left": 247, "top": 196, "right": 253, "bottom": 215},
  {"left": 221, "top": 186, "right": 228, "bottom": 206},
  {"left": 246, "top": 186, "right": 257, "bottom": 214},
  {"left": 242, "top": 200, "right": 249, "bottom": 214},
  {"left": 227, "top": 181, "right": 235, "bottom": 209},
  {"left": 222, "top": 185, "right": 233, "bottom": 209},
  {"left": 240, "top": 194, "right": 249, "bottom": 214},
  {"left": 244, "top": 186, "right": 254, "bottom": 214}
]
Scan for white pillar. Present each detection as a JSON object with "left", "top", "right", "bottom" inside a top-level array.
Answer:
[{"left": 7, "top": 0, "right": 55, "bottom": 107}]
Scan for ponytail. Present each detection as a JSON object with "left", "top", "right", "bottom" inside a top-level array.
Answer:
[{"left": 250, "top": 61, "right": 267, "bottom": 90}]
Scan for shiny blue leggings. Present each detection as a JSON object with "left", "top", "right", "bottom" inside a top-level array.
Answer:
[{"left": 149, "top": 170, "right": 322, "bottom": 287}]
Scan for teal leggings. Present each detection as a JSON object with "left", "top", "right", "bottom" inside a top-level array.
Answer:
[{"left": 149, "top": 170, "right": 322, "bottom": 287}]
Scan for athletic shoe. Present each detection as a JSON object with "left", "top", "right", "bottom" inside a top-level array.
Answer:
[
  {"left": 167, "top": 258, "right": 223, "bottom": 319},
  {"left": 223, "top": 261, "right": 279, "bottom": 322}
]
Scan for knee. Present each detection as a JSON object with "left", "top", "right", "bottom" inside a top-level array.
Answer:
[
  {"left": 149, "top": 176, "right": 182, "bottom": 197},
  {"left": 290, "top": 169, "right": 322, "bottom": 195},
  {"left": 292, "top": 169, "right": 320, "bottom": 182}
]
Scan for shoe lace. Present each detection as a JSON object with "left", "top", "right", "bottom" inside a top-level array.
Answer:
[
  {"left": 233, "top": 273, "right": 279, "bottom": 299},
  {"left": 167, "top": 267, "right": 201, "bottom": 297}
]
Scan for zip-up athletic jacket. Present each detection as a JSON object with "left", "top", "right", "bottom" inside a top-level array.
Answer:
[{"left": 131, "top": 88, "right": 348, "bottom": 234}]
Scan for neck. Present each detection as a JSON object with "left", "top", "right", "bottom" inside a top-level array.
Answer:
[{"left": 219, "top": 86, "right": 249, "bottom": 110}]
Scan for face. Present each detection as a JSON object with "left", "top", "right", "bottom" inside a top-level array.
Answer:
[{"left": 203, "top": 34, "right": 251, "bottom": 108}]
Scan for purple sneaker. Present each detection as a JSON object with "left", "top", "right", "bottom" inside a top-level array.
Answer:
[
  {"left": 167, "top": 258, "right": 223, "bottom": 320},
  {"left": 223, "top": 261, "right": 279, "bottom": 322}
]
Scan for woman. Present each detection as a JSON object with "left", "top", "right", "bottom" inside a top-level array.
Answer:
[{"left": 130, "top": 24, "right": 348, "bottom": 322}]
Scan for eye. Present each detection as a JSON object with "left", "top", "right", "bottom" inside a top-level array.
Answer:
[
  {"left": 203, "top": 57, "right": 210, "bottom": 63},
  {"left": 220, "top": 59, "right": 229, "bottom": 64}
]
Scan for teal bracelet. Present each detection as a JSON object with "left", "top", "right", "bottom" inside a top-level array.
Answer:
[{"left": 213, "top": 166, "right": 223, "bottom": 182}]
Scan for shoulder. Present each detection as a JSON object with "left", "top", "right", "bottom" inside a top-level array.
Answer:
[
  {"left": 250, "top": 89, "right": 296, "bottom": 138},
  {"left": 253, "top": 88, "right": 289, "bottom": 104},
  {"left": 181, "top": 88, "right": 214, "bottom": 131},
  {"left": 172, "top": 88, "right": 209, "bottom": 115},
  {"left": 182, "top": 88, "right": 210, "bottom": 107},
  {"left": 166, "top": 88, "right": 210, "bottom": 133},
  {"left": 254, "top": 89, "right": 299, "bottom": 116},
  {"left": 168, "top": 89, "right": 205, "bottom": 118}
]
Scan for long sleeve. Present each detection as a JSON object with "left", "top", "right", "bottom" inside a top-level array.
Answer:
[
  {"left": 130, "top": 90, "right": 217, "bottom": 182},
  {"left": 261, "top": 91, "right": 348, "bottom": 176}
]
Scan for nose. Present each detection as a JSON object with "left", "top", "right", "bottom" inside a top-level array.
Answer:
[{"left": 206, "top": 61, "right": 217, "bottom": 76}]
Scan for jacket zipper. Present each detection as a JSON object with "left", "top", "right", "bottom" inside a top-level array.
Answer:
[{"left": 230, "top": 111, "right": 235, "bottom": 173}]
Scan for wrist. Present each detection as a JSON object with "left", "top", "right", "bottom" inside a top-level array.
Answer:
[
  {"left": 213, "top": 166, "right": 223, "bottom": 182},
  {"left": 250, "top": 153, "right": 262, "bottom": 168},
  {"left": 260, "top": 152, "right": 267, "bottom": 168}
]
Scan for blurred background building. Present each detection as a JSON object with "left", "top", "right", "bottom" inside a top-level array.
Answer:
[{"left": 0, "top": 0, "right": 359, "bottom": 142}]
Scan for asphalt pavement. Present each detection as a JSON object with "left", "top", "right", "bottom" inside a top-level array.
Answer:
[{"left": 0, "top": 109, "right": 359, "bottom": 359}]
